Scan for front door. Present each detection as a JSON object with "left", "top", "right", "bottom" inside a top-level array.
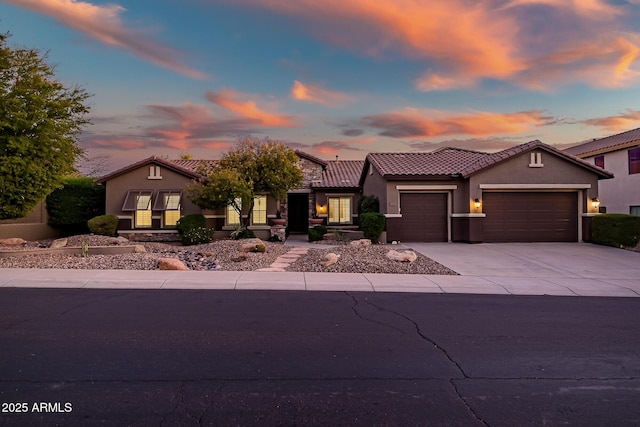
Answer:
[{"left": 287, "top": 193, "right": 309, "bottom": 233}]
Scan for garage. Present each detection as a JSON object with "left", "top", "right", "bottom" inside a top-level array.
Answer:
[
  {"left": 483, "top": 192, "right": 578, "bottom": 242},
  {"left": 398, "top": 193, "right": 448, "bottom": 242}
]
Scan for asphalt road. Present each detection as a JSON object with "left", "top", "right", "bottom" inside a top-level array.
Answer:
[{"left": 1, "top": 288, "right": 639, "bottom": 426}]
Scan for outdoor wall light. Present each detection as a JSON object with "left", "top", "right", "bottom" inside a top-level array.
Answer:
[
  {"left": 591, "top": 197, "right": 600, "bottom": 209},
  {"left": 316, "top": 204, "right": 327, "bottom": 214},
  {"left": 474, "top": 198, "right": 481, "bottom": 210}
]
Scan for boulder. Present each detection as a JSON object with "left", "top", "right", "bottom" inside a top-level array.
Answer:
[
  {"left": 134, "top": 245, "right": 146, "bottom": 253},
  {"left": 112, "top": 236, "right": 129, "bottom": 245},
  {"left": 0, "top": 238, "right": 27, "bottom": 245},
  {"left": 322, "top": 252, "right": 339, "bottom": 267},
  {"left": 240, "top": 238, "right": 266, "bottom": 253},
  {"left": 350, "top": 239, "right": 372, "bottom": 247},
  {"left": 158, "top": 258, "right": 188, "bottom": 270},
  {"left": 386, "top": 249, "right": 417, "bottom": 263},
  {"left": 322, "top": 233, "right": 337, "bottom": 241},
  {"left": 50, "top": 238, "right": 68, "bottom": 249}
]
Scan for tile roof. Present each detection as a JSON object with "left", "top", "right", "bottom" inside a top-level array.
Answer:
[
  {"left": 295, "top": 150, "right": 328, "bottom": 168},
  {"left": 169, "top": 159, "right": 217, "bottom": 173},
  {"left": 313, "top": 160, "right": 364, "bottom": 188},
  {"left": 365, "top": 148, "right": 490, "bottom": 178},
  {"left": 564, "top": 127, "right": 640, "bottom": 157},
  {"left": 94, "top": 156, "right": 203, "bottom": 183},
  {"left": 361, "top": 140, "right": 612, "bottom": 183}
]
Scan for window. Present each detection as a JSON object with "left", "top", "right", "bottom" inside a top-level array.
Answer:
[
  {"left": 122, "top": 190, "right": 153, "bottom": 228},
  {"left": 629, "top": 148, "right": 640, "bottom": 174},
  {"left": 227, "top": 198, "right": 241, "bottom": 226},
  {"left": 528, "top": 152, "right": 543, "bottom": 168},
  {"left": 594, "top": 155, "right": 604, "bottom": 169},
  {"left": 252, "top": 196, "right": 267, "bottom": 225},
  {"left": 631, "top": 206, "right": 640, "bottom": 216},
  {"left": 153, "top": 190, "right": 182, "bottom": 227},
  {"left": 328, "top": 196, "right": 351, "bottom": 224}
]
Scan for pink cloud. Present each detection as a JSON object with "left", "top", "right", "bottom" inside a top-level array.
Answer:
[
  {"left": 290, "top": 80, "right": 351, "bottom": 106},
  {"left": 206, "top": 89, "right": 298, "bottom": 127},
  {"left": 228, "top": 0, "right": 640, "bottom": 90},
  {"left": 6, "top": 0, "right": 207, "bottom": 79},
  {"left": 580, "top": 110, "right": 640, "bottom": 131},
  {"left": 361, "top": 109, "right": 554, "bottom": 138}
]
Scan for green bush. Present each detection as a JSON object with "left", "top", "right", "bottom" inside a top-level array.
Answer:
[
  {"left": 176, "top": 214, "right": 213, "bottom": 245},
  {"left": 46, "top": 178, "right": 105, "bottom": 235},
  {"left": 592, "top": 214, "right": 640, "bottom": 248},
  {"left": 87, "top": 214, "right": 118, "bottom": 237},
  {"left": 181, "top": 226, "right": 215, "bottom": 245},
  {"left": 358, "top": 195, "right": 380, "bottom": 215},
  {"left": 359, "top": 212, "right": 386, "bottom": 242},
  {"left": 308, "top": 225, "right": 327, "bottom": 242}
]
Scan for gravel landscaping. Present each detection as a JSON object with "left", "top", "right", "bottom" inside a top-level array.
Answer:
[{"left": 0, "top": 234, "right": 458, "bottom": 275}]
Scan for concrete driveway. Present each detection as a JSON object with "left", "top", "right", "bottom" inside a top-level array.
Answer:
[{"left": 406, "top": 242, "right": 640, "bottom": 296}]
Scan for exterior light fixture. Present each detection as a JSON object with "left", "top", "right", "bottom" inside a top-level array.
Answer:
[
  {"left": 591, "top": 197, "right": 600, "bottom": 209},
  {"left": 474, "top": 198, "right": 481, "bottom": 210}
]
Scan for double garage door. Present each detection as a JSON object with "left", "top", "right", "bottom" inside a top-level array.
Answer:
[
  {"left": 483, "top": 192, "right": 578, "bottom": 242},
  {"left": 397, "top": 192, "right": 578, "bottom": 242}
]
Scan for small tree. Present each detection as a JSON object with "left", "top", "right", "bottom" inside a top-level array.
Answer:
[
  {"left": 187, "top": 137, "right": 303, "bottom": 229},
  {"left": 0, "top": 33, "right": 91, "bottom": 219},
  {"left": 46, "top": 177, "right": 105, "bottom": 235}
]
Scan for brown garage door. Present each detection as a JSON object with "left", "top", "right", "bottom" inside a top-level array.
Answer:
[
  {"left": 483, "top": 192, "right": 578, "bottom": 242},
  {"left": 399, "top": 193, "right": 448, "bottom": 242}
]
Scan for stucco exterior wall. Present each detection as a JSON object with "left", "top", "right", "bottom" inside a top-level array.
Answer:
[
  {"left": 361, "top": 165, "right": 388, "bottom": 213},
  {"left": 583, "top": 150, "right": 640, "bottom": 214},
  {"left": 0, "top": 200, "right": 60, "bottom": 240}
]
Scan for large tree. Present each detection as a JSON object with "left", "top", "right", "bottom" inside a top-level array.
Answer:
[
  {"left": 187, "top": 136, "right": 304, "bottom": 228},
  {"left": 0, "top": 33, "right": 90, "bottom": 219}
]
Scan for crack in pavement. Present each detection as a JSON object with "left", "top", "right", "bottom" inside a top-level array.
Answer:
[
  {"left": 346, "top": 292, "right": 406, "bottom": 335},
  {"left": 350, "top": 295, "right": 493, "bottom": 425}
]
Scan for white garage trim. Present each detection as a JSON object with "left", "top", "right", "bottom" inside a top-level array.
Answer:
[
  {"left": 451, "top": 213, "right": 487, "bottom": 218},
  {"left": 479, "top": 184, "right": 591, "bottom": 189},
  {"left": 395, "top": 185, "right": 458, "bottom": 190}
]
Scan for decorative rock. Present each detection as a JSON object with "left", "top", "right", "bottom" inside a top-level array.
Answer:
[
  {"left": 50, "top": 238, "right": 68, "bottom": 249},
  {"left": 0, "top": 238, "right": 27, "bottom": 245},
  {"left": 158, "top": 258, "right": 188, "bottom": 270},
  {"left": 113, "top": 236, "right": 129, "bottom": 245},
  {"left": 241, "top": 238, "right": 266, "bottom": 253},
  {"left": 231, "top": 253, "right": 248, "bottom": 262},
  {"left": 322, "top": 233, "right": 337, "bottom": 241},
  {"left": 350, "top": 239, "right": 372, "bottom": 247},
  {"left": 134, "top": 245, "right": 146, "bottom": 253},
  {"left": 386, "top": 249, "right": 417, "bottom": 263},
  {"left": 322, "top": 252, "right": 339, "bottom": 267}
]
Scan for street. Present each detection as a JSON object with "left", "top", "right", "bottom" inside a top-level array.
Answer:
[{"left": 1, "top": 288, "right": 639, "bottom": 426}]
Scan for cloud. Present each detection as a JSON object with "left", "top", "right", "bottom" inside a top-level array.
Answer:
[
  {"left": 360, "top": 109, "right": 554, "bottom": 138},
  {"left": 286, "top": 137, "right": 374, "bottom": 157},
  {"left": 580, "top": 110, "right": 640, "bottom": 131},
  {"left": 7, "top": 0, "right": 207, "bottom": 79},
  {"left": 206, "top": 89, "right": 298, "bottom": 127},
  {"left": 342, "top": 128, "right": 365, "bottom": 137},
  {"left": 229, "top": 0, "right": 640, "bottom": 90},
  {"left": 290, "top": 80, "right": 351, "bottom": 106},
  {"left": 408, "top": 137, "right": 529, "bottom": 153}
]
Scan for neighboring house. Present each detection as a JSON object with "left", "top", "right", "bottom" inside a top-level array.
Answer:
[
  {"left": 564, "top": 127, "right": 640, "bottom": 215},
  {"left": 360, "top": 140, "right": 612, "bottom": 243},
  {"left": 94, "top": 152, "right": 363, "bottom": 240}
]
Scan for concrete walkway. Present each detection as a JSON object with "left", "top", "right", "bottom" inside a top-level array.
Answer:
[{"left": 1, "top": 242, "right": 638, "bottom": 297}]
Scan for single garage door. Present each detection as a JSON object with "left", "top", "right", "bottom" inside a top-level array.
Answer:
[
  {"left": 399, "top": 193, "right": 448, "bottom": 242},
  {"left": 483, "top": 192, "right": 578, "bottom": 242}
]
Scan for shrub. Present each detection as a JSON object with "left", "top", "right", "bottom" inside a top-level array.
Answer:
[
  {"left": 592, "top": 214, "right": 640, "bottom": 248},
  {"left": 87, "top": 214, "right": 118, "bottom": 237},
  {"left": 359, "top": 212, "right": 386, "bottom": 242},
  {"left": 46, "top": 178, "right": 105, "bottom": 235},
  {"left": 358, "top": 195, "right": 380, "bottom": 215},
  {"left": 308, "top": 225, "right": 327, "bottom": 242},
  {"left": 181, "top": 226, "right": 214, "bottom": 245},
  {"left": 230, "top": 228, "right": 256, "bottom": 240},
  {"left": 176, "top": 214, "right": 213, "bottom": 245}
]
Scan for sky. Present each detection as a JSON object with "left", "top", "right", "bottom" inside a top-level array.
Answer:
[{"left": 2, "top": 0, "right": 640, "bottom": 173}]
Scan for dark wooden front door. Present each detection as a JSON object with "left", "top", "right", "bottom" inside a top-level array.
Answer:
[
  {"left": 398, "top": 193, "right": 448, "bottom": 242},
  {"left": 287, "top": 193, "right": 309, "bottom": 233},
  {"left": 483, "top": 192, "right": 578, "bottom": 242}
]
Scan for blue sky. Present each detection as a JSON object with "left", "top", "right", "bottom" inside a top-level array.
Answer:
[{"left": 2, "top": 0, "right": 640, "bottom": 171}]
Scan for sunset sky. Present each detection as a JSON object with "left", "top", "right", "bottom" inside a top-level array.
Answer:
[{"left": 2, "top": 0, "right": 640, "bottom": 172}]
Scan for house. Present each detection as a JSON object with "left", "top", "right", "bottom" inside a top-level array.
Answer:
[
  {"left": 94, "top": 152, "right": 363, "bottom": 240},
  {"left": 564, "top": 127, "right": 640, "bottom": 215},
  {"left": 360, "top": 140, "right": 612, "bottom": 243}
]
